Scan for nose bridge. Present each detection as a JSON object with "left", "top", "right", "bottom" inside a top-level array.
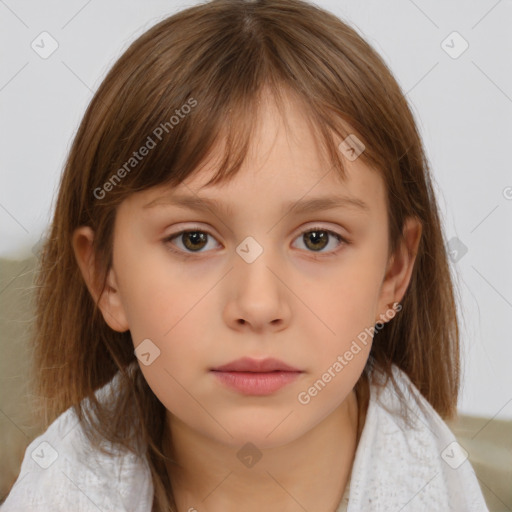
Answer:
[
  {"left": 227, "top": 233, "right": 289, "bottom": 324},
  {"left": 234, "top": 234, "right": 279, "bottom": 288}
]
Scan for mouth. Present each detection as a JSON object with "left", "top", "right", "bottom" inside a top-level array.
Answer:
[
  {"left": 210, "top": 357, "right": 304, "bottom": 395},
  {"left": 211, "top": 356, "right": 302, "bottom": 373}
]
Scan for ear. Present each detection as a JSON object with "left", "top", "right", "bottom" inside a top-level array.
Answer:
[
  {"left": 376, "top": 217, "right": 422, "bottom": 323},
  {"left": 72, "top": 226, "right": 129, "bottom": 333}
]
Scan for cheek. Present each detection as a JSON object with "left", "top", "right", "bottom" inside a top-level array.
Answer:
[
  {"left": 316, "top": 257, "right": 384, "bottom": 331},
  {"left": 114, "top": 242, "right": 200, "bottom": 337},
  {"left": 306, "top": 250, "right": 385, "bottom": 369}
]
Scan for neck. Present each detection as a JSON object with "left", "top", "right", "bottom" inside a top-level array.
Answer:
[{"left": 163, "top": 389, "right": 364, "bottom": 512}]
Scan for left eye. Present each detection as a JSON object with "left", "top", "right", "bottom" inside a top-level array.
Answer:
[
  {"left": 292, "top": 227, "right": 346, "bottom": 253},
  {"left": 164, "top": 226, "right": 347, "bottom": 255}
]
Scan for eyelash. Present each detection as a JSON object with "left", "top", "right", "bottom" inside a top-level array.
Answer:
[{"left": 163, "top": 225, "right": 349, "bottom": 258}]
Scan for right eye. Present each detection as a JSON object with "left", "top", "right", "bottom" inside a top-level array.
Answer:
[{"left": 163, "top": 228, "right": 220, "bottom": 254}]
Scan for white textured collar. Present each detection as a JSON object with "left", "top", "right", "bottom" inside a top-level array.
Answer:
[{"left": 340, "top": 364, "right": 488, "bottom": 511}]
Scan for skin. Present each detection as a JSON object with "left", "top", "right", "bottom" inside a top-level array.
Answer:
[{"left": 73, "top": 90, "right": 421, "bottom": 512}]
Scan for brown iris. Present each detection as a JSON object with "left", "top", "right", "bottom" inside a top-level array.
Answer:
[
  {"left": 181, "top": 231, "right": 208, "bottom": 251},
  {"left": 303, "top": 230, "right": 329, "bottom": 251}
]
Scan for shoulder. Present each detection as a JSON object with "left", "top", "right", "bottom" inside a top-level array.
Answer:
[
  {"left": 346, "top": 364, "right": 488, "bottom": 512},
  {"left": 0, "top": 372, "right": 153, "bottom": 511}
]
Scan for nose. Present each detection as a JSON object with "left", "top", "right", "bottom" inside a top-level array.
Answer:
[{"left": 222, "top": 241, "right": 292, "bottom": 333}]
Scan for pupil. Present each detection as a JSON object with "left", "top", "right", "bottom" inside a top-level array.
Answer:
[
  {"left": 306, "top": 231, "right": 327, "bottom": 251},
  {"left": 184, "top": 232, "right": 206, "bottom": 251}
]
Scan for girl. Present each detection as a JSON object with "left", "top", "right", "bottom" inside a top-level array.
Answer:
[{"left": 1, "top": 0, "right": 489, "bottom": 510}]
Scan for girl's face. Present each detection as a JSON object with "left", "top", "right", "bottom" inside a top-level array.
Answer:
[{"left": 75, "top": 92, "right": 419, "bottom": 450}]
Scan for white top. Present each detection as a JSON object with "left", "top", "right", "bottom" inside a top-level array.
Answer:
[{"left": 0, "top": 364, "right": 489, "bottom": 511}]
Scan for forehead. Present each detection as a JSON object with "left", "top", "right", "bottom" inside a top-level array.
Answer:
[{"left": 125, "top": 89, "right": 387, "bottom": 216}]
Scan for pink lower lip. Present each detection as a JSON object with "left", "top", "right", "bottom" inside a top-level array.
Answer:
[{"left": 211, "top": 370, "right": 302, "bottom": 395}]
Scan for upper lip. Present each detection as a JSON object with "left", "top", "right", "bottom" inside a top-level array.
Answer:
[{"left": 211, "top": 357, "right": 302, "bottom": 373}]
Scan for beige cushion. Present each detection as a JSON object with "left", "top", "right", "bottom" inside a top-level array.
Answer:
[{"left": 447, "top": 414, "right": 512, "bottom": 510}]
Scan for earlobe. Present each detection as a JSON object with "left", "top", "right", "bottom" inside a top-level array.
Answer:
[
  {"left": 376, "top": 217, "right": 422, "bottom": 322},
  {"left": 72, "top": 226, "right": 130, "bottom": 333}
]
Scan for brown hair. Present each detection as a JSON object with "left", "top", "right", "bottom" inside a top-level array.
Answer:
[{"left": 30, "top": 0, "right": 460, "bottom": 510}]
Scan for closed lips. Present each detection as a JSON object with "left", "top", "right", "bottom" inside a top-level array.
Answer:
[{"left": 211, "top": 357, "right": 302, "bottom": 373}]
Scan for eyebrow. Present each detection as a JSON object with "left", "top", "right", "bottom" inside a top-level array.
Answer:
[{"left": 143, "top": 193, "right": 370, "bottom": 215}]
